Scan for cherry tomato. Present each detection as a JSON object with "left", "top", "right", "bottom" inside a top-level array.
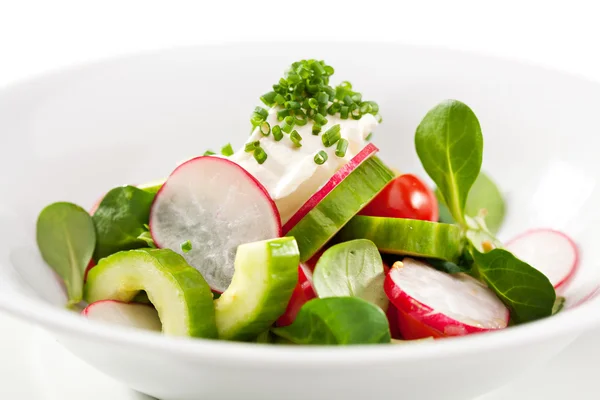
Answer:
[
  {"left": 276, "top": 265, "right": 316, "bottom": 327},
  {"left": 360, "top": 174, "right": 438, "bottom": 222}
]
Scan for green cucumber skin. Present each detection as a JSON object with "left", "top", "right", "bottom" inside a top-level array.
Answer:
[
  {"left": 335, "top": 216, "right": 464, "bottom": 262},
  {"left": 215, "top": 237, "right": 299, "bottom": 341},
  {"left": 85, "top": 249, "right": 217, "bottom": 339},
  {"left": 287, "top": 156, "right": 394, "bottom": 262}
]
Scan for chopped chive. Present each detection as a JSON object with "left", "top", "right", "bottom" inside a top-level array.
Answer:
[
  {"left": 285, "top": 101, "right": 301, "bottom": 110},
  {"left": 339, "top": 81, "right": 352, "bottom": 90},
  {"left": 254, "top": 147, "right": 267, "bottom": 164},
  {"left": 244, "top": 140, "right": 260, "bottom": 152},
  {"left": 312, "top": 62, "right": 326, "bottom": 76},
  {"left": 314, "top": 150, "right": 328, "bottom": 165},
  {"left": 327, "top": 102, "right": 341, "bottom": 115},
  {"left": 314, "top": 113, "right": 328, "bottom": 126},
  {"left": 277, "top": 109, "right": 291, "bottom": 121},
  {"left": 312, "top": 123, "right": 322, "bottom": 135},
  {"left": 203, "top": 150, "right": 216, "bottom": 156},
  {"left": 274, "top": 94, "right": 286, "bottom": 105},
  {"left": 322, "top": 124, "right": 341, "bottom": 147},
  {"left": 340, "top": 106, "right": 349, "bottom": 119},
  {"left": 272, "top": 125, "right": 283, "bottom": 141},
  {"left": 360, "top": 103, "right": 372, "bottom": 115},
  {"left": 250, "top": 114, "right": 265, "bottom": 127},
  {"left": 368, "top": 101, "right": 379, "bottom": 114},
  {"left": 294, "top": 110, "right": 308, "bottom": 126},
  {"left": 181, "top": 240, "right": 193, "bottom": 253},
  {"left": 365, "top": 132, "right": 373, "bottom": 141},
  {"left": 254, "top": 107, "right": 269, "bottom": 119},
  {"left": 308, "top": 98, "right": 319, "bottom": 109},
  {"left": 349, "top": 103, "right": 362, "bottom": 120},
  {"left": 335, "top": 138, "right": 348, "bottom": 157},
  {"left": 351, "top": 93, "right": 362, "bottom": 103},
  {"left": 323, "top": 86, "right": 336, "bottom": 100},
  {"left": 343, "top": 95, "right": 354, "bottom": 106},
  {"left": 324, "top": 65, "right": 334, "bottom": 75},
  {"left": 221, "top": 143, "right": 234, "bottom": 156},
  {"left": 375, "top": 114, "right": 383, "bottom": 123},
  {"left": 290, "top": 130, "right": 303, "bottom": 147},
  {"left": 278, "top": 78, "right": 289, "bottom": 88},
  {"left": 260, "top": 91, "right": 278, "bottom": 106},
  {"left": 317, "top": 91, "right": 329, "bottom": 105},
  {"left": 286, "top": 73, "right": 301, "bottom": 85},
  {"left": 260, "top": 121, "right": 271, "bottom": 136},
  {"left": 296, "top": 65, "right": 311, "bottom": 79},
  {"left": 282, "top": 116, "right": 295, "bottom": 133}
]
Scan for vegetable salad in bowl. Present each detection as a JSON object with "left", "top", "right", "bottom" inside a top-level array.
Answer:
[{"left": 36, "top": 59, "right": 576, "bottom": 345}]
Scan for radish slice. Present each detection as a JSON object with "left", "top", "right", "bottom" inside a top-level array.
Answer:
[
  {"left": 282, "top": 143, "right": 379, "bottom": 233},
  {"left": 385, "top": 258, "right": 509, "bottom": 339},
  {"left": 82, "top": 300, "right": 162, "bottom": 332},
  {"left": 150, "top": 156, "right": 281, "bottom": 293},
  {"left": 505, "top": 229, "right": 578, "bottom": 289}
]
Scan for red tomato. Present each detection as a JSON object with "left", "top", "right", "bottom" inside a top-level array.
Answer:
[
  {"left": 360, "top": 174, "right": 439, "bottom": 222},
  {"left": 276, "top": 265, "right": 317, "bottom": 327}
]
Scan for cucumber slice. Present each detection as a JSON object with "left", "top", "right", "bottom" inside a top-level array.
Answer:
[
  {"left": 84, "top": 248, "right": 217, "bottom": 338},
  {"left": 335, "top": 216, "right": 464, "bottom": 262},
  {"left": 215, "top": 237, "right": 299, "bottom": 341},
  {"left": 286, "top": 156, "right": 394, "bottom": 262}
]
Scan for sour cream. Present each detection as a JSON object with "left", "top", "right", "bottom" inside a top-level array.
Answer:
[{"left": 231, "top": 107, "right": 377, "bottom": 224}]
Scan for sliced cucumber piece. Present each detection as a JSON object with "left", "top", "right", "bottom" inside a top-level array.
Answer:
[
  {"left": 84, "top": 248, "right": 217, "bottom": 338},
  {"left": 335, "top": 216, "right": 464, "bottom": 262},
  {"left": 215, "top": 237, "right": 299, "bottom": 341},
  {"left": 286, "top": 156, "right": 394, "bottom": 262}
]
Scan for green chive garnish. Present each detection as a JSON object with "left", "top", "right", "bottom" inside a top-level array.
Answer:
[
  {"left": 260, "top": 121, "right": 271, "bottom": 136},
  {"left": 277, "top": 109, "right": 291, "bottom": 121},
  {"left": 314, "top": 150, "right": 328, "bottom": 165},
  {"left": 351, "top": 93, "right": 362, "bottom": 103},
  {"left": 254, "top": 107, "right": 269, "bottom": 119},
  {"left": 285, "top": 101, "right": 301, "bottom": 110},
  {"left": 244, "top": 141, "right": 260, "bottom": 152},
  {"left": 343, "top": 95, "right": 354, "bottom": 106},
  {"left": 314, "top": 113, "right": 328, "bottom": 126},
  {"left": 360, "top": 103, "right": 372, "bottom": 114},
  {"left": 203, "top": 150, "right": 216, "bottom": 156},
  {"left": 312, "top": 123, "right": 322, "bottom": 135},
  {"left": 260, "top": 91, "right": 278, "bottom": 107},
  {"left": 282, "top": 116, "right": 295, "bottom": 133},
  {"left": 272, "top": 125, "right": 283, "bottom": 141},
  {"left": 317, "top": 91, "right": 329, "bottom": 105},
  {"left": 368, "top": 101, "right": 380, "bottom": 113},
  {"left": 335, "top": 138, "right": 348, "bottom": 157},
  {"left": 365, "top": 132, "right": 373, "bottom": 141},
  {"left": 324, "top": 65, "right": 334, "bottom": 75},
  {"left": 221, "top": 143, "right": 234, "bottom": 156},
  {"left": 322, "top": 124, "right": 341, "bottom": 147},
  {"left": 254, "top": 147, "right": 267, "bottom": 164},
  {"left": 274, "top": 94, "right": 286, "bottom": 105},
  {"left": 294, "top": 110, "right": 308, "bottom": 126},
  {"left": 349, "top": 103, "right": 362, "bottom": 120},
  {"left": 181, "top": 240, "right": 192, "bottom": 253},
  {"left": 308, "top": 98, "right": 319, "bottom": 109},
  {"left": 340, "top": 106, "right": 349, "bottom": 119},
  {"left": 290, "top": 130, "right": 302, "bottom": 147}
]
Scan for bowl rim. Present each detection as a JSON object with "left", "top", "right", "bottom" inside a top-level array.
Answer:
[{"left": 1, "top": 42, "right": 600, "bottom": 365}]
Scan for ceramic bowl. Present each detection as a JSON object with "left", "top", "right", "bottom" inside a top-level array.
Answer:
[{"left": 0, "top": 43, "right": 599, "bottom": 400}]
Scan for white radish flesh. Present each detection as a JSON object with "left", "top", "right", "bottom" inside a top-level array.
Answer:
[
  {"left": 505, "top": 229, "right": 578, "bottom": 288},
  {"left": 150, "top": 156, "right": 281, "bottom": 293},
  {"left": 82, "top": 300, "right": 162, "bottom": 332}
]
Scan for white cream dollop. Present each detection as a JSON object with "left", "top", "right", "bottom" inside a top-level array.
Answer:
[{"left": 230, "top": 107, "right": 378, "bottom": 224}]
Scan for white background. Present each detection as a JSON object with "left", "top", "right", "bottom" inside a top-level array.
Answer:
[{"left": 1, "top": 1, "right": 600, "bottom": 398}]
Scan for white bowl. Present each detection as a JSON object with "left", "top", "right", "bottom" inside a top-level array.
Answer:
[{"left": 1, "top": 43, "right": 599, "bottom": 400}]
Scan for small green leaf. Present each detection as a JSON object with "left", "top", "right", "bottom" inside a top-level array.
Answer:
[
  {"left": 92, "top": 185, "right": 156, "bottom": 260},
  {"left": 415, "top": 100, "right": 483, "bottom": 226},
  {"left": 180, "top": 240, "right": 192, "bottom": 253},
  {"left": 271, "top": 297, "right": 391, "bottom": 345},
  {"left": 470, "top": 247, "right": 556, "bottom": 324},
  {"left": 36, "top": 202, "right": 96, "bottom": 306},
  {"left": 313, "top": 239, "right": 388, "bottom": 310},
  {"left": 436, "top": 172, "right": 505, "bottom": 234}
]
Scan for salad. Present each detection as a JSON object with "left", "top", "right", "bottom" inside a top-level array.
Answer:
[{"left": 36, "top": 59, "right": 578, "bottom": 345}]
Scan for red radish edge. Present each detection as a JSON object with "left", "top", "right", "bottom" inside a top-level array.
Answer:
[
  {"left": 570, "top": 285, "right": 600, "bottom": 309},
  {"left": 282, "top": 143, "right": 379, "bottom": 234},
  {"left": 150, "top": 156, "right": 282, "bottom": 249},
  {"left": 384, "top": 259, "right": 509, "bottom": 339},
  {"left": 276, "top": 263, "right": 317, "bottom": 327},
  {"left": 505, "top": 228, "right": 579, "bottom": 289},
  {"left": 81, "top": 300, "right": 154, "bottom": 316}
]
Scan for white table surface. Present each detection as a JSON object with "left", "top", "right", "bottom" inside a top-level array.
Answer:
[{"left": 1, "top": 1, "right": 600, "bottom": 398}]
